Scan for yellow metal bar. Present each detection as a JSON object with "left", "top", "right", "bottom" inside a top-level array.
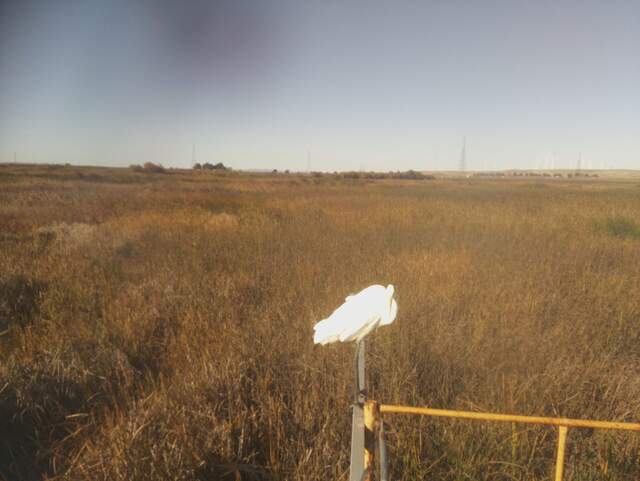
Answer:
[
  {"left": 380, "top": 404, "right": 640, "bottom": 431},
  {"left": 555, "top": 426, "right": 568, "bottom": 481}
]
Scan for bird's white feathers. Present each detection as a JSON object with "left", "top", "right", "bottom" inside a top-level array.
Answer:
[{"left": 313, "top": 284, "right": 397, "bottom": 345}]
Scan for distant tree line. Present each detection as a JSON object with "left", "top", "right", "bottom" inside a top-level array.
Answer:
[
  {"left": 193, "top": 162, "right": 230, "bottom": 171},
  {"left": 247, "top": 169, "right": 434, "bottom": 180},
  {"left": 334, "top": 170, "right": 434, "bottom": 180},
  {"left": 475, "top": 171, "right": 600, "bottom": 179},
  {"left": 128, "top": 162, "right": 232, "bottom": 173}
]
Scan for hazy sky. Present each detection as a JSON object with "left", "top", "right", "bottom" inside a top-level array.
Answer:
[{"left": 1, "top": 0, "right": 638, "bottom": 171}]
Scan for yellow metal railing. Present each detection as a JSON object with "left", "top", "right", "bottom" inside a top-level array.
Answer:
[
  {"left": 380, "top": 404, "right": 640, "bottom": 431},
  {"left": 362, "top": 401, "right": 640, "bottom": 481}
]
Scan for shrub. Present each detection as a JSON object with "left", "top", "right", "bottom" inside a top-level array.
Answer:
[
  {"left": 596, "top": 215, "right": 640, "bottom": 240},
  {"left": 142, "top": 162, "right": 166, "bottom": 173}
]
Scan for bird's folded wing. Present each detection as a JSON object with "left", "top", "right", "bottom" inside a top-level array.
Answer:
[
  {"left": 313, "top": 302, "right": 353, "bottom": 344},
  {"left": 313, "top": 316, "right": 341, "bottom": 344},
  {"left": 338, "top": 314, "right": 380, "bottom": 342}
]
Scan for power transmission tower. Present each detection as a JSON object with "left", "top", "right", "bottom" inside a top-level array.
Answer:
[
  {"left": 307, "top": 151, "right": 311, "bottom": 173},
  {"left": 459, "top": 136, "right": 467, "bottom": 172},
  {"left": 192, "top": 144, "right": 196, "bottom": 165},
  {"left": 577, "top": 152, "right": 582, "bottom": 172}
]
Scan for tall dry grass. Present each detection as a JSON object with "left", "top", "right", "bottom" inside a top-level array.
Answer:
[{"left": 1, "top": 164, "right": 640, "bottom": 480}]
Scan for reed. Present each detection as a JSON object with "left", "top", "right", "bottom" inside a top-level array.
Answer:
[{"left": 1, "top": 165, "right": 639, "bottom": 480}]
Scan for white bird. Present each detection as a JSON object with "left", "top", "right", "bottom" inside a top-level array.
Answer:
[{"left": 313, "top": 284, "right": 398, "bottom": 345}]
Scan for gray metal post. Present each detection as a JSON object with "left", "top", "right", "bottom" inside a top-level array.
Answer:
[
  {"left": 349, "top": 340, "right": 366, "bottom": 481},
  {"left": 379, "top": 420, "right": 389, "bottom": 481},
  {"left": 358, "top": 340, "right": 365, "bottom": 402}
]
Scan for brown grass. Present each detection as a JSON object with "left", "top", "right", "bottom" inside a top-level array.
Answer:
[{"left": 1, "top": 164, "right": 640, "bottom": 480}]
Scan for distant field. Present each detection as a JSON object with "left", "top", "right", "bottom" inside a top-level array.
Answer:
[{"left": 1, "top": 164, "right": 640, "bottom": 481}]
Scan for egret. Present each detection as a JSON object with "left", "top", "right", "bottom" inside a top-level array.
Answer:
[
  {"left": 313, "top": 284, "right": 397, "bottom": 345},
  {"left": 313, "top": 284, "right": 398, "bottom": 401}
]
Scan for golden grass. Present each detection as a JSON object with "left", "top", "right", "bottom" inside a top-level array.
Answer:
[{"left": 1, "top": 164, "right": 640, "bottom": 480}]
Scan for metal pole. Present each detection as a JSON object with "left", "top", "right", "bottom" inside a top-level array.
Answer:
[
  {"left": 358, "top": 341, "right": 365, "bottom": 403},
  {"left": 350, "top": 340, "right": 366, "bottom": 481},
  {"left": 554, "top": 426, "right": 568, "bottom": 481},
  {"left": 379, "top": 420, "right": 389, "bottom": 481},
  {"left": 349, "top": 404, "right": 365, "bottom": 481},
  {"left": 353, "top": 341, "right": 366, "bottom": 402}
]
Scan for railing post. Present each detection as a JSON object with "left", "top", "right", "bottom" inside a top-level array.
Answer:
[
  {"left": 364, "top": 400, "right": 380, "bottom": 481},
  {"left": 554, "top": 426, "right": 568, "bottom": 481}
]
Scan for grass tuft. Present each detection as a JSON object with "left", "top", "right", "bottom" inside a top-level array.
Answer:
[{"left": 595, "top": 215, "right": 640, "bottom": 240}]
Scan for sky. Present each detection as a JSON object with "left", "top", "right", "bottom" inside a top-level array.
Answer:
[{"left": 0, "top": 0, "right": 638, "bottom": 171}]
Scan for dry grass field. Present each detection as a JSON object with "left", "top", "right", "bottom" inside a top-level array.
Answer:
[{"left": 1, "top": 164, "right": 640, "bottom": 481}]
